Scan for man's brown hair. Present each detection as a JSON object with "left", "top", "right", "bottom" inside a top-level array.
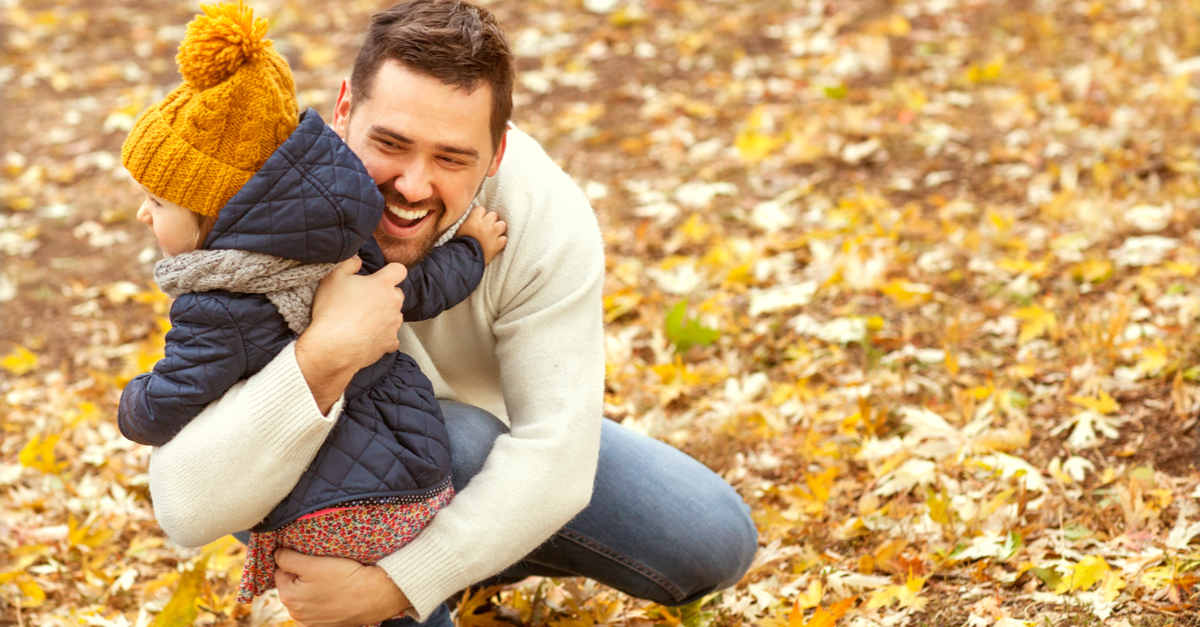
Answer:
[{"left": 350, "top": 0, "right": 514, "bottom": 150}]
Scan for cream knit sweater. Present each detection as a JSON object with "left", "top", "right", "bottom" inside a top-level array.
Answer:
[{"left": 145, "top": 126, "right": 606, "bottom": 620}]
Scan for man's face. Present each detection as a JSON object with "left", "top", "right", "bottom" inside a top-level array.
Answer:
[{"left": 332, "top": 60, "right": 505, "bottom": 267}]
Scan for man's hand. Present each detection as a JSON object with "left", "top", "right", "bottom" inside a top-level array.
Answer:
[
  {"left": 274, "top": 549, "right": 410, "bottom": 627},
  {"left": 295, "top": 256, "right": 409, "bottom": 413},
  {"left": 456, "top": 206, "right": 508, "bottom": 264}
]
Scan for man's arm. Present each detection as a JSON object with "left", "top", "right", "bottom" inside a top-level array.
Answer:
[{"left": 147, "top": 258, "right": 409, "bottom": 546}]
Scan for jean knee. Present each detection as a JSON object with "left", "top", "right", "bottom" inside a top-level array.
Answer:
[
  {"left": 724, "top": 501, "right": 759, "bottom": 587},
  {"left": 440, "top": 400, "right": 508, "bottom": 491},
  {"left": 681, "top": 489, "right": 758, "bottom": 601}
]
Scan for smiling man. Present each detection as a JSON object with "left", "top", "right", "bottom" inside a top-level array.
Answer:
[{"left": 144, "top": 2, "right": 757, "bottom": 627}]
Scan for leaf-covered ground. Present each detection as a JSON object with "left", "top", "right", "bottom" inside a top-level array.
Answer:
[{"left": 5, "top": 0, "right": 1200, "bottom": 625}]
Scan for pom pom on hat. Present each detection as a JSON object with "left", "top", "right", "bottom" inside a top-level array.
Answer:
[{"left": 177, "top": 1, "right": 270, "bottom": 89}]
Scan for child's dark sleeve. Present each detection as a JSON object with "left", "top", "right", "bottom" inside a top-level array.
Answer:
[
  {"left": 118, "top": 294, "right": 249, "bottom": 446},
  {"left": 399, "top": 235, "right": 485, "bottom": 322},
  {"left": 357, "top": 237, "right": 387, "bottom": 275}
]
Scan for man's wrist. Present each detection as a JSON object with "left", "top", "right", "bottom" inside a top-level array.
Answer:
[
  {"left": 294, "top": 330, "right": 356, "bottom": 414},
  {"left": 366, "top": 565, "right": 411, "bottom": 618}
]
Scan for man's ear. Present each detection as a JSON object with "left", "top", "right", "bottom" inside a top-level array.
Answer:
[
  {"left": 332, "top": 78, "right": 352, "bottom": 138},
  {"left": 486, "top": 130, "right": 508, "bottom": 178}
]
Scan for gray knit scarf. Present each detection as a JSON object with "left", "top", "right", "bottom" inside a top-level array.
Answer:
[{"left": 154, "top": 250, "right": 335, "bottom": 335}]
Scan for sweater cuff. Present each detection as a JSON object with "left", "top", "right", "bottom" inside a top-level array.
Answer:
[
  {"left": 244, "top": 342, "right": 343, "bottom": 461},
  {"left": 376, "top": 536, "right": 466, "bottom": 622}
]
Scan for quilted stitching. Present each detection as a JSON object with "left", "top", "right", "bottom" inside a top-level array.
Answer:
[
  {"left": 117, "top": 109, "right": 484, "bottom": 533},
  {"left": 400, "top": 236, "right": 484, "bottom": 321}
]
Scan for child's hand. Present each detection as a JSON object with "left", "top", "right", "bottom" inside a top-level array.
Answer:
[{"left": 457, "top": 206, "right": 507, "bottom": 264}]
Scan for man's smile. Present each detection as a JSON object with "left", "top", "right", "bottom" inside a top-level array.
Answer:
[{"left": 380, "top": 201, "right": 435, "bottom": 237}]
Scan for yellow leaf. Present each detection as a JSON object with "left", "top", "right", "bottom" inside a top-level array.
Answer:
[
  {"left": 1055, "top": 555, "right": 1110, "bottom": 594},
  {"left": 965, "top": 58, "right": 1004, "bottom": 83},
  {"left": 736, "top": 130, "right": 784, "bottom": 164},
  {"left": 880, "top": 280, "right": 933, "bottom": 308},
  {"left": 15, "top": 577, "right": 45, "bottom": 608},
  {"left": 1, "top": 345, "right": 39, "bottom": 375},
  {"left": 866, "top": 575, "right": 926, "bottom": 610},
  {"left": 997, "top": 255, "right": 1050, "bottom": 278},
  {"left": 794, "top": 579, "right": 823, "bottom": 610},
  {"left": 65, "top": 401, "right": 101, "bottom": 428},
  {"left": 1013, "top": 306, "right": 1056, "bottom": 344},
  {"left": 806, "top": 467, "right": 839, "bottom": 503},
  {"left": 603, "top": 290, "right": 642, "bottom": 323},
  {"left": 736, "top": 108, "right": 784, "bottom": 164},
  {"left": 945, "top": 350, "right": 959, "bottom": 375},
  {"left": 68, "top": 515, "right": 116, "bottom": 550},
  {"left": 1137, "top": 341, "right": 1169, "bottom": 375},
  {"left": 1068, "top": 389, "right": 1119, "bottom": 414},
  {"left": 200, "top": 536, "right": 244, "bottom": 580},
  {"left": 152, "top": 554, "right": 209, "bottom": 627},
  {"left": 1101, "top": 572, "right": 1126, "bottom": 602},
  {"left": 1165, "top": 260, "right": 1198, "bottom": 277},
  {"left": 1072, "top": 258, "right": 1113, "bottom": 283},
  {"left": 457, "top": 585, "right": 512, "bottom": 627},
  {"left": 681, "top": 214, "right": 711, "bottom": 243},
  {"left": 926, "top": 489, "right": 951, "bottom": 526},
  {"left": 1140, "top": 566, "right": 1173, "bottom": 590},
  {"left": 19, "top": 434, "right": 68, "bottom": 474},
  {"left": 650, "top": 357, "right": 701, "bottom": 405}
]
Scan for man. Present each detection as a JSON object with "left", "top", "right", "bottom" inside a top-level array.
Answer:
[{"left": 145, "top": 2, "right": 758, "bottom": 626}]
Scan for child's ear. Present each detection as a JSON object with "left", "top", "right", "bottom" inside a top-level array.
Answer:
[{"left": 196, "top": 212, "right": 219, "bottom": 247}]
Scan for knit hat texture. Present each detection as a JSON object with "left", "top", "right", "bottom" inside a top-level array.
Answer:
[{"left": 122, "top": 2, "right": 298, "bottom": 217}]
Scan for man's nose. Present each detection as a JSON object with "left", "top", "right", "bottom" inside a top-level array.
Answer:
[{"left": 391, "top": 159, "right": 433, "bottom": 203}]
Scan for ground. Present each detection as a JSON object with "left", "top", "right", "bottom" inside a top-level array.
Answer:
[{"left": 4, "top": 0, "right": 1200, "bottom": 626}]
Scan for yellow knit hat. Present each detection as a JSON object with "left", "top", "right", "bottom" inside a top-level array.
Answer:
[{"left": 122, "top": 1, "right": 298, "bottom": 217}]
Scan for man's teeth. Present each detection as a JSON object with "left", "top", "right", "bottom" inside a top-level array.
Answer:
[{"left": 387, "top": 204, "right": 429, "bottom": 221}]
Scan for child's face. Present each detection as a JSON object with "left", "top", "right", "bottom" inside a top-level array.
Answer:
[{"left": 136, "top": 188, "right": 203, "bottom": 257}]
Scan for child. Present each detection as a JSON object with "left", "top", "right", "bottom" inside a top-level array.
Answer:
[{"left": 115, "top": 2, "right": 507, "bottom": 614}]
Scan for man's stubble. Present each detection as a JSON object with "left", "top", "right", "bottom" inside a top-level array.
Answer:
[{"left": 373, "top": 187, "right": 445, "bottom": 268}]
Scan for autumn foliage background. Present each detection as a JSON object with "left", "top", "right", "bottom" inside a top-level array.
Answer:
[{"left": 6, "top": 0, "right": 1200, "bottom": 625}]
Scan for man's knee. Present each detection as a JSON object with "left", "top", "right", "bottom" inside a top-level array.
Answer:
[
  {"left": 672, "top": 490, "right": 758, "bottom": 604},
  {"left": 440, "top": 400, "right": 508, "bottom": 492},
  {"left": 711, "top": 496, "right": 759, "bottom": 592}
]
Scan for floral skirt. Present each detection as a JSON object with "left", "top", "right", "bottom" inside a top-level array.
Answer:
[{"left": 237, "top": 484, "right": 454, "bottom": 623}]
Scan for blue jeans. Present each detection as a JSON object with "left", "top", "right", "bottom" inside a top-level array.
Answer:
[
  {"left": 242, "top": 401, "right": 758, "bottom": 626},
  {"left": 391, "top": 402, "right": 758, "bottom": 626}
]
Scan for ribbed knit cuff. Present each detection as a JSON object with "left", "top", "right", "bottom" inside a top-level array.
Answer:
[
  {"left": 377, "top": 536, "right": 467, "bottom": 622},
  {"left": 121, "top": 104, "right": 253, "bottom": 217},
  {"left": 243, "top": 341, "right": 343, "bottom": 461}
]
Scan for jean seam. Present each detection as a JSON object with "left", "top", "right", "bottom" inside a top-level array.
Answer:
[{"left": 556, "top": 528, "right": 686, "bottom": 602}]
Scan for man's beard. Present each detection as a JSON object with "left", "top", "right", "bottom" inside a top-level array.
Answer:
[{"left": 374, "top": 188, "right": 446, "bottom": 268}]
